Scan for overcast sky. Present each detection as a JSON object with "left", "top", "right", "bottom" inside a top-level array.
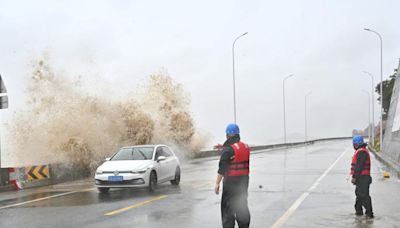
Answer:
[{"left": 1, "top": 0, "right": 400, "bottom": 147}]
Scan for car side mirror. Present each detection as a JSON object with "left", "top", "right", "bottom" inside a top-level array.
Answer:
[
  {"left": 105, "top": 157, "right": 111, "bottom": 161},
  {"left": 157, "top": 156, "right": 166, "bottom": 162}
]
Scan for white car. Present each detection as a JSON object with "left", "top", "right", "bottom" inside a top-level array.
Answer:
[{"left": 95, "top": 144, "right": 181, "bottom": 193}]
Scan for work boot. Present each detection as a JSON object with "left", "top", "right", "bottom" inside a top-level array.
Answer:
[
  {"left": 355, "top": 209, "right": 363, "bottom": 216},
  {"left": 365, "top": 214, "right": 374, "bottom": 219}
]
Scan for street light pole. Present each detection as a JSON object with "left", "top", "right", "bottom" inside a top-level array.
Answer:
[
  {"left": 232, "top": 32, "right": 248, "bottom": 123},
  {"left": 364, "top": 28, "right": 383, "bottom": 151},
  {"left": 362, "top": 71, "right": 375, "bottom": 146},
  {"left": 362, "top": 90, "right": 371, "bottom": 143},
  {"left": 305, "top": 92, "right": 312, "bottom": 142},
  {"left": 283, "top": 74, "right": 294, "bottom": 144}
]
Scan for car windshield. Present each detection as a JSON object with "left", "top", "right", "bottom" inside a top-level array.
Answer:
[{"left": 111, "top": 147, "right": 154, "bottom": 161}]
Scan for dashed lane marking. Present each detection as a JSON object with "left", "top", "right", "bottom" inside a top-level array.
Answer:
[
  {"left": 271, "top": 149, "right": 348, "bottom": 228},
  {"left": 0, "top": 188, "right": 95, "bottom": 210},
  {"left": 105, "top": 195, "right": 168, "bottom": 216}
]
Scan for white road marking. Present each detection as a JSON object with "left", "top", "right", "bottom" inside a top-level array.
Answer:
[
  {"left": 0, "top": 187, "right": 95, "bottom": 210},
  {"left": 271, "top": 149, "right": 348, "bottom": 228}
]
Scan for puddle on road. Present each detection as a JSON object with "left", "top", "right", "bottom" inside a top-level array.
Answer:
[
  {"left": 97, "top": 185, "right": 181, "bottom": 203},
  {"left": 0, "top": 184, "right": 183, "bottom": 208},
  {"left": 302, "top": 212, "right": 378, "bottom": 228},
  {"left": 0, "top": 191, "right": 67, "bottom": 208}
]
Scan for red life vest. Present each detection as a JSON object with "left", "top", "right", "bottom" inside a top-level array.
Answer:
[
  {"left": 350, "top": 147, "right": 371, "bottom": 176},
  {"left": 226, "top": 141, "right": 250, "bottom": 177}
]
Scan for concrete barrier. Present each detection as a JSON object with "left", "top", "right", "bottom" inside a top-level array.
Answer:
[
  {"left": 193, "top": 136, "right": 352, "bottom": 158},
  {"left": 0, "top": 163, "right": 94, "bottom": 191},
  {"left": 370, "top": 147, "right": 400, "bottom": 179},
  {"left": 20, "top": 165, "right": 52, "bottom": 189},
  {"left": 8, "top": 167, "right": 24, "bottom": 190},
  {"left": 49, "top": 163, "right": 89, "bottom": 184},
  {"left": 371, "top": 150, "right": 400, "bottom": 171},
  {"left": 0, "top": 165, "right": 52, "bottom": 191}
]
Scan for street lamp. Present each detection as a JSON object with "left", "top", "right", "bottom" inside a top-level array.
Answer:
[
  {"left": 364, "top": 28, "right": 383, "bottom": 151},
  {"left": 283, "top": 74, "right": 294, "bottom": 144},
  {"left": 362, "top": 71, "right": 375, "bottom": 146},
  {"left": 362, "top": 90, "right": 371, "bottom": 143},
  {"left": 232, "top": 32, "right": 248, "bottom": 123},
  {"left": 305, "top": 92, "right": 312, "bottom": 142}
]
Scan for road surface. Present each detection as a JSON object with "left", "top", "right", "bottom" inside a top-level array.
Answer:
[{"left": 0, "top": 139, "right": 399, "bottom": 227}]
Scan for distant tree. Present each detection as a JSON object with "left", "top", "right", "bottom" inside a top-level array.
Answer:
[{"left": 375, "top": 68, "right": 397, "bottom": 120}]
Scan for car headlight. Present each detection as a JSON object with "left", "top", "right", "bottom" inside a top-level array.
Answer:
[
  {"left": 96, "top": 170, "right": 104, "bottom": 174},
  {"left": 131, "top": 168, "right": 148, "bottom": 174}
]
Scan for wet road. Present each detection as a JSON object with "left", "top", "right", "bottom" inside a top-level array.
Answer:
[{"left": 1, "top": 139, "right": 399, "bottom": 228}]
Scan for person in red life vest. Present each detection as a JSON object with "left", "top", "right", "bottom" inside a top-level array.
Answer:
[
  {"left": 350, "top": 135, "right": 374, "bottom": 218},
  {"left": 214, "top": 123, "right": 250, "bottom": 228}
]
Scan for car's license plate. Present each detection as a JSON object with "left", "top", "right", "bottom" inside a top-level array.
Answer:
[{"left": 108, "top": 176, "right": 123, "bottom": 182}]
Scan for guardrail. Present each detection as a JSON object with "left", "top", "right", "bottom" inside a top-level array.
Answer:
[
  {"left": 193, "top": 136, "right": 352, "bottom": 158},
  {"left": 0, "top": 136, "right": 352, "bottom": 191}
]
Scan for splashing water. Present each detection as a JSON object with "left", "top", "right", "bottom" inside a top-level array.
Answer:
[{"left": 8, "top": 59, "right": 208, "bottom": 174}]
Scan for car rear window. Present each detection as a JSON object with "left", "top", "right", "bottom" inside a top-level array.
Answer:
[{"left": 111, "top": 147, "right": 154, "bottom": 160}]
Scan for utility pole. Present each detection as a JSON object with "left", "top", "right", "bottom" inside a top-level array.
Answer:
[
  {"left": 362, "top": 71, "right": 375, "bottom": 147},
  {"left": 364, "top": 28, "right": 383, "bottom": 151},
  {"left": 283, "top": 74, "right": 294, "bottom": 144},
  {"left": 362, "top": 90, "right": 371, "bottom": 142},
  {"left": 232, "top": 32, "right": 248, "bottom": 123},
  {"left": 305, "top": 92, "right": 312, "bottom": 142}
]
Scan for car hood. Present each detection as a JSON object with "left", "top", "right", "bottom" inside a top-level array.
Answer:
[{"left": 98, "top": 160, "right": 153, "bottom": 171}]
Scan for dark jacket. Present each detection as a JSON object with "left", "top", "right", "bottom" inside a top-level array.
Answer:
[
  {"left": 218, "top": 135, "right": 240, "bottom": 175},
  {"left": 353, "top": 144, "right": 370, "bottom": 179}
]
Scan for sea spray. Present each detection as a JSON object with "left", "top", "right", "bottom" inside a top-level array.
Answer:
[{"left": 8, "top": 59, "right": 208, "bottom": 174}]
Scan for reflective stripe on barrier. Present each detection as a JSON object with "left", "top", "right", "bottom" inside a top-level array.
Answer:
[
  {"left": 26, "top": 165, "right": 50, "bottom": 181},
  {"left": 5, "top": 165, "right": 51, "bottom": 191},
  {"left": 8, "top": 167, "right": 23, "bottom": 190}
]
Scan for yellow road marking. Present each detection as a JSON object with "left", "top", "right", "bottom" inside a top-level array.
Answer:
[{"left": 105, "top": 195, "right": 168, "bottom": 216}]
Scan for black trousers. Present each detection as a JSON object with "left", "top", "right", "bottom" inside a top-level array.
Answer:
[
  {"left": 221, "top": 176, "right": 250, "bottom": 228},
  {"left": 355, "top": 175, "right": 373, "bottom": 216}
]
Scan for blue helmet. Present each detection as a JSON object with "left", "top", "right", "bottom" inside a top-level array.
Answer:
[
  {"left": 352, "top": 135, "right": 364, "bottom": 145},
  {"left": 226, "top": 123, "right": 240, "bottom": 135}
]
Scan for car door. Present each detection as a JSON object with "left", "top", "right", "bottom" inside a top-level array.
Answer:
[
  {"left": 162, "top": 146, "right": 177, "bottom": 179},
  {"left": 154, "top": 147, "right": 168, "bottom": 181}
]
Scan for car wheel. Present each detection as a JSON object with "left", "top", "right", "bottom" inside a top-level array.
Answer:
[
  {"left": 170, "top": 167, "right": 181, "bottom": 186},
  {"left": 148, "top": 171, "right": 157, "bottom": 192},
  {"left": 98, "top": 187, "right": 109, "bottom": 194}
]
